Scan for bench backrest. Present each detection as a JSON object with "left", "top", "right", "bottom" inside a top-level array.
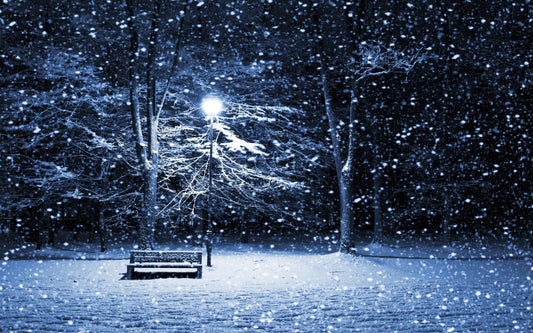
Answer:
[{"left": 130, "top": 250, "right": 202, "bottom": 264}]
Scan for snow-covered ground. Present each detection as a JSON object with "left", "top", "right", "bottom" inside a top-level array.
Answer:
[{"left": 1, "top": 240, "right": 531, "bottom": 332}]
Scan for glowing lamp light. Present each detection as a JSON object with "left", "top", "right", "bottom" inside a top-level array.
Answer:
[{"left": 201, "top": 97, "right": 223, "bottom": 118}]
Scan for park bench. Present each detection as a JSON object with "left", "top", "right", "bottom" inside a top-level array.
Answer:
[{"left": 126, "top": 250, "right": 202, "bottom": 279}]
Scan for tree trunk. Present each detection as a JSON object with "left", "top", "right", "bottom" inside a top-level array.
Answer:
[
  {"left": 321, "top": 72, "right": 355, "bottom": 253},
  {"left": 338, "top": 177, "right": 355, "bottom": 252},
  {"left": 139, "top": 166, "right": 157, "bottom": 250},
  {"left": 125, "top": 0, "right": 160, "bottom": 250}
]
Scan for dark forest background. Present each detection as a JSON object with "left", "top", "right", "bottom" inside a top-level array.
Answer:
[{"left": 1, "top": 0, "right": 531, "bottom": 251}]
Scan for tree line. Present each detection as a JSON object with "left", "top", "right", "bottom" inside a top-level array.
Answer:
[{"left": 1, "top": 0, "right": 531, "bottom": 251}]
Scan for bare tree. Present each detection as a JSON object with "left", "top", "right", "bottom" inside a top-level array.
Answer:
[
  {"left": 314, "top": 0, "right": 426, "bottom": 250},
  {"left": 124, "top": 0, "right": 190, "bottom": 249}
]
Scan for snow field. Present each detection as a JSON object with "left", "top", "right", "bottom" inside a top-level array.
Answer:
[{"left": 1, "top": 252, "right": 531, "bottom": 332}]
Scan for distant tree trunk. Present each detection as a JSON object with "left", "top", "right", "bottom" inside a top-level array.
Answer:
[
  {"left": 441, "top": 193, "right": 451, "bottom": 244},
  {"left": 371, "top": 154, "right": 384, "bottom": 244},
  {"left": 369, "top": 118, "right": 384, "bottom": 244},
  {"left": 239, "top": 210, "right": 249, "bottom": 243},
  {"left": 47, "top": 212, "right": 56, "bottom": 247},
  {"left": 97, "top": 202, "right": 107, "bottom": 252},
  {"left": 47, "top": 222, "right": 55, "bottom": 247},
  {"left": 35, "top": 212, "right": 43, "bottom": 250},
  {"left": 440, "top": 2, "right": 455, "bottom": 246}
]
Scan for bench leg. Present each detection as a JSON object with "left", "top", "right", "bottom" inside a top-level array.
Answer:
[
  {"left": 196, "top": 267, "right": 202, "bottom": 279},
  {"left": 126, "top": 266, "right": 134, "bottom": 280}
]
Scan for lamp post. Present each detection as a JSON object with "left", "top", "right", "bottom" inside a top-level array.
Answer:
[{"left": 201, "top": 97, "right": 223, "bottom": 267}]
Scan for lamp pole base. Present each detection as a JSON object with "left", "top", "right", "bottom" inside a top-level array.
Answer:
[{"left": 206, "top": 230, "right": 213, "bottom": 267}]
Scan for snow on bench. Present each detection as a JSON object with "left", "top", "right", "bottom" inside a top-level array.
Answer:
[{"left": 126, "top": 250, "right": 202, "bottom": 279}]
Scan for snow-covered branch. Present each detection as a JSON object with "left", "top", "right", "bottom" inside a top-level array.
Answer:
[{"left": 351, "top": 42, "right": 427, "bottom": 82}]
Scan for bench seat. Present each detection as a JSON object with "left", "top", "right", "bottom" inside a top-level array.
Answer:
[{"left": 126, "top": 250, "right": 202, "bottom": 279}]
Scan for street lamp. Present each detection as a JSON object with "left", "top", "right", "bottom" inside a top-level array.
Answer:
[{"left": 201, "top": 97, "right": 223, "bottom": 267}]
